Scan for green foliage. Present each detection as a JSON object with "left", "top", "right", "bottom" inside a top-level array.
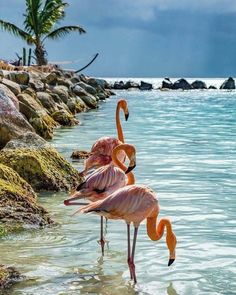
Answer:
[{"left": 0, "top": 0, "right": 86, "bottom": 65}]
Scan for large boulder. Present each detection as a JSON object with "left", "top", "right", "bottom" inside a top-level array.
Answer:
[
  {"left": 220, "top": 77, "right": 235, "bottom": 90},
  {"left": 140, "top": 81, "right": 153, "bottom": 90},
  {"left": 113, "top": 81, "right": 125, "bottom": 89},
  {"left": 51, "top": 85, "right": 69, "bottom": 103},
  {"left": 191, "top": 80, "right": 207, "bottom": 89},
  {"left": 36, "top": 92, "right": 58, "bottom": 114},
  {"left": 5, "top": 71, "right": 30, "bottom": 85},
  {"left": 79, "top": 93, "right": 98, "bottom": 109},
  {"left": 0, "top": 163, "right": 54, "bottom": 228},
  {"left": 161, "top": 78, "right": 173, "bottom": 89},
  {"left": 0, "top": 84, "right": 19, "bottom": 109},
  {"left": 124, "top": 81, "right": 140, "bottom": 89},
  {"left": 87, "top": 77, "right": 109, "bottom": 89},
  {"left": 1, "top": 78, "right": 21, "bottom": 95},
  {"left": 0, "top": 87, "right": 34, "bottom": 149},
  {"left": 51, "top": 109, "right": 78, "bottom": 126},
  {"left": 0, "top": 265, "right": 23, "bottom": 289},
  {"left": 0, "top": 133, "right": 83, "bottom": 191},
  {"left": 18, "top": 90, "right": 58, "bottom": 139},
  {"left": 173, "top": 78, "right": 192, "bottom": 90},
  {"left": 77, "top": 81, "right": 97, "bottom": 95}
]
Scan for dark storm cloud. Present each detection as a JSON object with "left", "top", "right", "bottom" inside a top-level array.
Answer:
[{"left": 1, "top": 0, "right": 236, "bottom": 77}]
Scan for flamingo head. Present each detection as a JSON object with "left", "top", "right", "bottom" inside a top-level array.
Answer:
[
  {"left": 118, "top": 99, "right": 129, "bottom": 121},
  {"left": 166, "top": 232, "right": 177, "bottom": 266}
]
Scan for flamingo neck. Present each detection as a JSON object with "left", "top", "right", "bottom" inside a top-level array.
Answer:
[
  {"left": 116, "top": 103, "right": 124, "bottom": 143},
  {"left": 112, "top": 146, "right": 135, "bottom": 185},
  {"left": 146, "top": 216, "right": 177, "bottom": 258}
]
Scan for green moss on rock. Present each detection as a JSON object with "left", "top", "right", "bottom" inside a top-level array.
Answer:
[
  {"left": 0, "top": 146, "right": 82, "bottom": 192},
  {"left": 0, "top": 163, "right": 54, "bottom": 228}
]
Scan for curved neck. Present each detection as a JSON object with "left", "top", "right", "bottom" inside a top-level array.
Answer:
[
  {"left": 146, "top": 216, "right": 176, "bottom": 256},
  {"left": 116, "top": 102, "right": 124, "bottom": 143},
  {"left": 112, "top": 147, "right": 135, "bottom": 185}
]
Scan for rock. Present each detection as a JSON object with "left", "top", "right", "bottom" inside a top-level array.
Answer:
[
  {"left": 124, "top": 81, "right": 140, "bottom": 89},
  {"left": 0, "top": 265, "right": 23, "bottom": 289},
  {"left": 1, "top": 78, "right": 21, "bottom": 95},
  {"left": 0, "top": 163, "right": 54, "bottom": 228},
  {"left": 75, "top": 96, "right": 88, "bottom": 112},
  {"left": 57, "top": 77, "right": 73, "bottom": 88},
  {"left": 87, "top": 78, "right": 110, "bottom": 89},
  {"left": 4, "top": 132, "right": 49, "bottom": 149},
  {"left": 29, "top": 78, "right": 45, "bottom": 91},
  {"left": 113, "top": 81, "right": 125, "bottom": 90},
  {"left": 77, "top": 81, "right": 97, "bottom": 95},
  {"left": 208, "top": 85, "right": 217, "bottom": 90},
  {"left": 220, "top": 77, "right": 235, "bottom": 90},
  {"left": 5, "top": 71, "right": 30, "bottom": 85},
  {"left": 44, "top": 72, "right": 58, "bottom": 86},
  {"left": 79, "top": 93, "right": 98, "bottom": 109},
  {"left": 191, "top": 80, "right": 207, "bottom": 89},
  {"left": 0, "top": 133, "right": 83, "bottom": 191},
  {"left": 140, "top": 81, "right": 153, "bottom": 90},
  {"left": 0, "top": 84, "right": 19, "bottom": 109},
  {"left": 50, "top": 92, "right": 71, "bottom": 113},
  {"left": 70, "top": 76, "right": 80, "bottom": 84},
  {"left": 0, "top": 87, "right": 34, "bottom": 149},
  {"left": 162, "top": 78, "right": 173, "bottom": 89},
  {"left": 51, "top": 86, "right": 69, "bottom": 103},
  {"left": 18, "top": 92, "right": 58, "bottom": 139},
  {"left": 72, "top": 84, "right": 88, "bottom": 96},
  {"left": 173, "top": 78, "right": 192, "bottom": 90},
  {"left": 36, "top": 92, "right": 58, "bottom": 114},
  {"left": 71, "top": 150, "right": 90, "bottom": 159},
  {"left": 51, "top": 110, "right": 79, "bottom": 126}
]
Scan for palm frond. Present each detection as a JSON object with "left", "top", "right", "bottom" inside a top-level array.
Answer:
[
  {"left": 0, "top": 19, "right": 33, "bottom": 43},
  {"left": 44, "top": 25, "right": 86, "bottom": 41},
  {"left": 39, "top": 0, "right": 68, "bottom": 33},
  {"left": 23, "top": 0, "right": 42, "bottom": 36}
]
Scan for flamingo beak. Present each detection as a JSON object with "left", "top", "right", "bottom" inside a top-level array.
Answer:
[
  {"left": 125, "top": 164, "right": 136, "bottom": 174},
  {"left": 125, "top": 112, "right": 129, "bottom": 121},
  {"left": 168, "top": 259, "right": 175, "bottom": 266},
  {"left": 64, "top": 196, "right": 88, "bottom": 206}
]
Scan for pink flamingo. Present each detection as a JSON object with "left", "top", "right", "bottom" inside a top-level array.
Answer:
[
  {"left": 64, "top": 144, "right": 136, "bottom": 255},
  {"left": 82, "top": 99, "right": 129, "bottom": 175},
  {"left": 73, "top": 184, "right": 177, "bottom": 283}
]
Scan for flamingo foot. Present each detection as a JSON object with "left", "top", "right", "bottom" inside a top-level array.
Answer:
[{"left": 128, "top": 260, "right": 137, "bottom": 283}]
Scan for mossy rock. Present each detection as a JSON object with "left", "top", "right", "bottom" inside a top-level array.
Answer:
[
  {"left": 0, "top": 265, "right": 23, "bottom": 289},
  {"left": 0, "top": 163, "right": 54, "bottom": 228},
  {"left": 51, "top": 110, "right": 79, "bottom": 126},
  {"left": 0, "top": 145, "right": 82, "bottom": 192}
]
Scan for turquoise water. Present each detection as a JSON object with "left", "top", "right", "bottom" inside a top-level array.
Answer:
[{"left": 1, "top": 89, "right": 236, "bottom": 294}]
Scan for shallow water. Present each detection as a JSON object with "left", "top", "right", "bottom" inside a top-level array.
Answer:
[{"left": 1, "top": 88, "right": 236, "bottom": 295}]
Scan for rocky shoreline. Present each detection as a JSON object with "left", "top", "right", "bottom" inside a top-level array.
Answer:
[
  {"left": 0, "top": 67, "right": 114, "bottom": 289},
  {"left": 111, "top": 77, "right": 235, "bottom": 90}
]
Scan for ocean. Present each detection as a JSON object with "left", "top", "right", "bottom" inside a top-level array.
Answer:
[{"left": 1, "top": 82, "right": 235, "bottom": 295}]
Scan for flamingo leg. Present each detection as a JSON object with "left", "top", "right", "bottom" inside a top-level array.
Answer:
[
  {"left": 127, "top": 223, "right": 133, "bottom": 280},
  {"left": 130, "top": 227, "right": 139, "bottom": 283},
  {"left": 98, "top": 216, "right": 105, "bottom": 256}
]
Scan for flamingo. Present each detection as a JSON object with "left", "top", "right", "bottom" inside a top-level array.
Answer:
[
  {"left": 82, "top": 99, "right": 129, "bottom": 175},
  {"left": 64, "top": 143, "right": 136, "bottom": 255},
  {"left": 73, "top": 184, "right": 177, "bottom": 283}
]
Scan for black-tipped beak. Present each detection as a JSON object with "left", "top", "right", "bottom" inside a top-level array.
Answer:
[
  {"left": 168, "top": 259, "right": 175, "bottom": 266},
  {"left": 125, "top": 112, "right": 129, "bottom": 121},
  {"left": 125, "top": 164, "right": 136, "bottom": 174}
]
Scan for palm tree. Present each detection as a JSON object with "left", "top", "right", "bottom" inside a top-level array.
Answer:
[{"left": 0, "top": 0, "right": 86, "bottom": 65}]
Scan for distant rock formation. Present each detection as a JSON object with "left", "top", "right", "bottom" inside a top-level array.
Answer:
[
  {"left": 191, "top": 80, "right": 207, "bottom": 89},
  {"left": 162, "top": 78, "right": 173, "bottom": 89},
  {"left": 140, "top": 81, "right": 153, "bottom": 90},
  {"left": 172, "top": 78, "right": 192, "bottom": 90},
  {"left": 220, "top": 77, "right": 235, "bottom": 90}
]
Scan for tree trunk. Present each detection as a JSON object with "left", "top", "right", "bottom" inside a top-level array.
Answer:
[{"left": 34, "top": 42, "right": 48, "bottom": 66}]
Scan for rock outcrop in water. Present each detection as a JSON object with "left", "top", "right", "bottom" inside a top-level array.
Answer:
[
  {"left": 0, "top": 162, "right": 54, "bottom": 236},
  {"left": 0, "top": 265, "right": 23, "bottom": 289},
  {"left": 0, "top": 133, "right": 83, "bottom": 192},
  {"left": 220, "top": 77, "right": 235, "bottom": 90}
]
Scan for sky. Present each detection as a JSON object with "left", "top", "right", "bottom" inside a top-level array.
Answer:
[{"left": 0, "top": 0, "right": 236, "bottom": 77}]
